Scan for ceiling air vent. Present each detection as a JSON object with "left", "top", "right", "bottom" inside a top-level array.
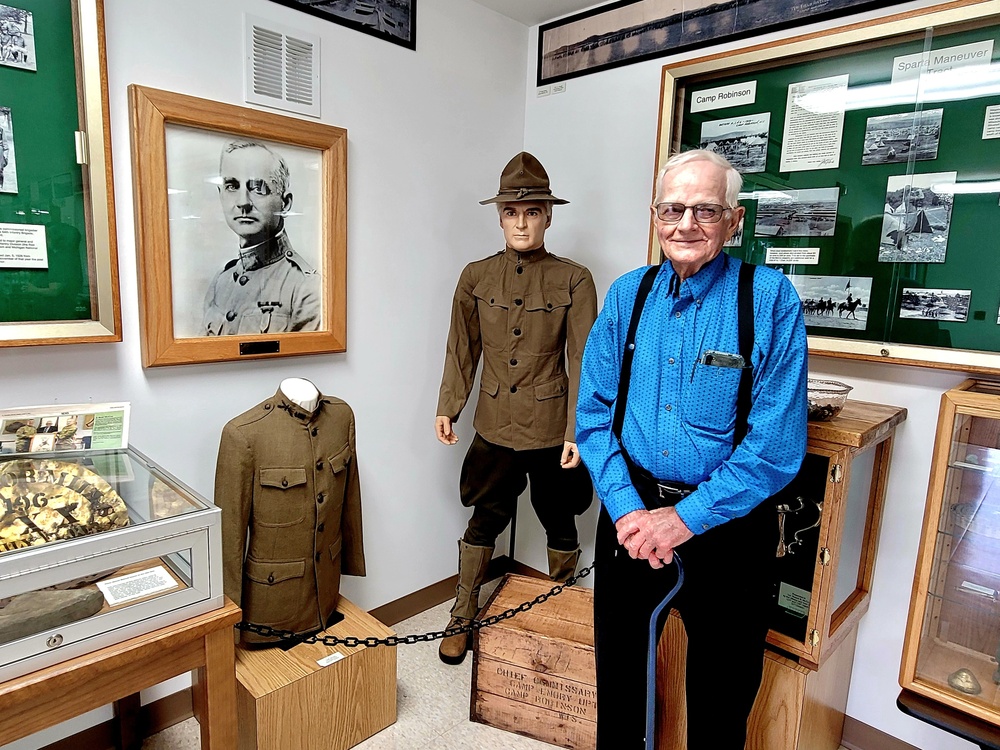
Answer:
[{"left": 244, "top": 14, "right": 320, "bottom": 117}]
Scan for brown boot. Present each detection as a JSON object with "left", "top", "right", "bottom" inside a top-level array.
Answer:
[
  {"left": 547, "top": 547, "right": 581, "bottom": 583},
  {"left": 438, "top": 540, "right": 493, "bottom": 665}
]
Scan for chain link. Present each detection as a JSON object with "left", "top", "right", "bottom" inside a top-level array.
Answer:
[{"left": 235, "top": 564, "right": 594, "bottom": 648}]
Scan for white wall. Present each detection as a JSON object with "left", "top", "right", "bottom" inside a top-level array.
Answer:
[
  {"left": 1, "top": 0, "right": 527, "bottom": 747},
  {"left": 519, "top": 2, "right": 980, "bottom": 748}
]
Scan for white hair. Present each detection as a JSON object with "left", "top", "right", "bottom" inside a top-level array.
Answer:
[{"left": 654, "top": 149, "right": 742, "bottom": 207}]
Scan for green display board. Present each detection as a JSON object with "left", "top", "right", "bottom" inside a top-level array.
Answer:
[
  {"left": 661, "top": 5, "right": 1000, "bottom": 371},
  {"left": 0, "top": 0, "right": 90, "bottom": 324}
]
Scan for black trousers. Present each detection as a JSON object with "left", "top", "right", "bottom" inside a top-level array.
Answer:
[
  {"left": 460, "top": 433, "right": 592, "bottom": 552},
  {"left": 594, "top": 499, "right": 777, "bottom": 750}
]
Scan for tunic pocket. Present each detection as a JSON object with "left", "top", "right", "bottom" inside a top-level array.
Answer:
[
  {"left": 523, "top": 290, "right": 572, "bottom": 354},
  {"left": 255, "top": 467, "right": 307, "bottom": 527},
  {"left": 243, "top": 556, "right": 306, "bottom": 627}
]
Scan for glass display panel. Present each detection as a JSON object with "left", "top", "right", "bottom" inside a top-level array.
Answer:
[
  {"left": 915, "top": 412, "right": 1000, "bottom": 707},
  {"left": 832, "top": 445, "right": 877, "bottom": 615}
]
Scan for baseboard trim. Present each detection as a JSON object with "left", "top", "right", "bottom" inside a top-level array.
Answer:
[
  {"left": 368, "top": 554, "right": 541, "bottom": 626},
  {"left": 841, "top": 715, "right": 920, "bottom": 750}
]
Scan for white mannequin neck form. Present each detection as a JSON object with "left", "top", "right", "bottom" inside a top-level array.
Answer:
[{"left": 279, "top": 377, "right": 320, "bottom": 413}]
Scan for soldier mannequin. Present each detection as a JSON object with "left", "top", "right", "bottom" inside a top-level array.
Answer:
[{"left": 435, "top": 152, "right": 597, "bottom": 664}]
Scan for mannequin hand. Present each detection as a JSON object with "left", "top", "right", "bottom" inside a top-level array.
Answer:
[
  {"left": 435, "top": 416, "right": 458, "bottom": 445},
  {"left": 560, "top": 441, "right": 581, "bottom": 469}
]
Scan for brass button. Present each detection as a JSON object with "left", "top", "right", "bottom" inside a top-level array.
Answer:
[
  {"left": 516, "top": 267, "right": 523, "bottom": 274},
  {"left": 510, "top": 359, "right": 517, "bottom": 366},
  {"left": 547, "top": 302, "right": 552, "bottom": 309},
  {"left": 510, "top": 386, "right": 517, "bottom": 393},
  {"left": 316, "top": 460, "right": 324, "bottom": 470},
  {"left": 514, "top": 298, "right": 523, "bottom": 306},
  {"left": 281, "top": 478, "right": 288, "bottom": 487},
  {"left": 513, "top": 328, "right": 521, "bottom": 336},
  {"left": 317, "top": 492, "right": 325, "bottom": 504},
  {"left": 267, "top": 573, "right": 274, "bottom": 583}
]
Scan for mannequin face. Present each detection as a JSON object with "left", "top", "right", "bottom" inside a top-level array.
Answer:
[{"left": 499, "top": 201, "right": 551, "bottom": 252}]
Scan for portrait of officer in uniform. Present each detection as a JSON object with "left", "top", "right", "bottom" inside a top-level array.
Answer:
[{"left": 201, "top": 140, "right": 321, "bottom": 336}]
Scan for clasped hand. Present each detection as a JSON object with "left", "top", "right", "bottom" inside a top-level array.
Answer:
[{"left": 615, "top": 507, "right": 694, "bottom": 569}]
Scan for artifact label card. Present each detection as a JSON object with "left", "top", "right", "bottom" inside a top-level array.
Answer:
[
  {"left": 779, "top": 74, "right": 849, "bottom": 172},
  {"left": 97, "top": 566, "right": 177, "bottom": 606},
  {"left": 690, "top": 81, "right": 757, "bottom": 113},
  {"left": 778, "top": 581, "right": 811, "bottom": 618},
  {"left": 765, "top": 247, "right": 820, "bottom": 265},
  {"left": 0, "top": 223, "right": 46, "bottom": 268},
  {"left": 984, "top": 105, "right": 1000, "bottom": 140}
]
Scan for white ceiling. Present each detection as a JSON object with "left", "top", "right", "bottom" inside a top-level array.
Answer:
[{"left": 470, "top": 0, "right": 602, "bottom": 26}]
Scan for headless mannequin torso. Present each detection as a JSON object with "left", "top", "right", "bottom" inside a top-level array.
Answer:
[{"left": 280, "top": 377, "right": 320, "bottom": 413}]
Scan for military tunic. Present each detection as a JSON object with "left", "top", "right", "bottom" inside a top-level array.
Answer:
[
  {"left": 202, "top": 231, "right": 321, "bottom": 336},
  {"left": 215, "top": 390, "right": 365, "bottom": 644},
  {"left": 437, "top": 246, "right": 597, "bottom": 450}
]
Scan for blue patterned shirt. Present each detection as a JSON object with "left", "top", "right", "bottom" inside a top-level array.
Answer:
[{"left": 576, "top": 253, "right": 808, "bottom": 533}]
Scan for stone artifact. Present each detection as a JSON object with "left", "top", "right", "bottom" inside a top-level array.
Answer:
[
  {"left": 0, "top": 459, "right": 130, "bottom": 553},
  {"left": 947, "top": 667, "right": 982, "bottom": 695},
  {"left": 0, "top": 587, "right": 105, "bottom": 645}
]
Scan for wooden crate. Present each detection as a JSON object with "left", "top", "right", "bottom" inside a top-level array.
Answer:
[
  {"left": 471, "top": 573, "right": 596, "bottom": 750},
  {"left": 235, "top": 595, "right": 396, "bottom": 750}
]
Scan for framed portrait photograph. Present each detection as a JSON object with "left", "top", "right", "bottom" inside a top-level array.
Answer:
[
  {"left": 128, "top": 85, "right": 347, "bottom": 367},
  {"left": 266, "top": 0, "right": 416, "bottom": 50}
]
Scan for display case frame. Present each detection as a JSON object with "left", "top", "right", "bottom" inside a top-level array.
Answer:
[
  {"left": 653, "top": 0, "right": 1000, "bottom": 375},
  {"left": 0, "top": 446, "right": 224, "bottom": 683},
  {"left": 901, "top": 378, "right": 1000, "bottom": 727},
  {"left": 0, "top": 0, "right": 121, "bottom": 348}
]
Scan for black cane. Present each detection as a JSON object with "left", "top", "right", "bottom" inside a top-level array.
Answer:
[{"left": 645, "top": 552, "right": 684, "bottom": 750}]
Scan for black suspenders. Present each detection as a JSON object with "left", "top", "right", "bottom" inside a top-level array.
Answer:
[{"left": 613, "top": 260, "right": 756, "bottom": 457}]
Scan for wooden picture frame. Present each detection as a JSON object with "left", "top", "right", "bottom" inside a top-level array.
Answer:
[
  {"left": 652, "top": 0, "right": 1000, "bottom": 375},
  {"left": 265, "top": 0, "right": 416, "bottom": 51},
  {"left": 0, "top": 0, "right": 121, "bottom": 348},
  {"left": 537, "top": 0, "right": 905, "bottom": 86},
  {"left": 128, "top": 85, "right": 347, "bottom": 367}
]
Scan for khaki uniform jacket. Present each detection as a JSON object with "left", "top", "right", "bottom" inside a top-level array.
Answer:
[
  {"left": 202, "top": 231, "right": 321, "bottom": 336},
  {"left": 215, "top": 390, "right": 365, "bottom": 644},
  {"left": 437, "top": 247, "right": 597, "bottom": 450}
]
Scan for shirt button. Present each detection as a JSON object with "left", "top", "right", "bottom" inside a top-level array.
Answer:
[
  {"left": 317, "top": 492, "right": 325, "bottom": 504},
  {"left": 316, "top": 460, "right": 324, "bottom": 470},
  {"left": 703, "top": 524, "right": 710, "bottom": 531},
  {"left": 668, "top": 357, "right": 675, "bottom": 365},
  {"left": 675, "top": 311, "right": 681, "bottom": 318},
  {"left": 665, "top": 404, "right": 672, "bottom": 411},
  {"left": 317, "top": 523, "right": 325, "bottom": 532},
  {"left": 516, "top": 267, "right": 523, "bottom": 274},
  {"left": 226, "top": 311, "right": 237, "bottom": 322},
  {"left": 513, "top": 328, "right": 521, "bottom": 336},
  {"left": 662, "top": 449, "right": 669, "bottom": 457},
  {"left": 510, "top": 359, "right": 518, "bottom": 366},
  {"left": 514, "top": 298, "right": 523, "bottom": 306},
  {"left": 510, "top": 386, "right": 517, "bottom": 393}
]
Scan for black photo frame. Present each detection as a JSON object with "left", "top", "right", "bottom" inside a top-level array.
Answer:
[{"left": 267, "top": 0, "right": 416, "bottom": 50}]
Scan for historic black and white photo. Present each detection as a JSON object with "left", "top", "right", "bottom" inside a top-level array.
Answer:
[
  {"left": 0, "top": 3, "right": 35, "bottom": 71},
  {"left": 267, "top": 0, "right": 415, "bottom": 49},
  {"left": 164, "top": 126, "right": 324, "bottom": 339},
  {"left": 900, "top": 288, "right": 970, "bottom": 322},
  {"left": 878, "top": 171, "right": 956, "bottom": 263},
  {"left": 789, "top": 274, "right": 872, "bottom": 331},
  {"left": 700, "top": 113, "right": 769, "bottom": 173},
  {"left": 862, "top": 109, "right": 943, "bottom": 165},
  {"left": 754, "top": 187, "right": 839, "bottom": 237},
  {"left": 0, "top": 106, "right": 16, "bottom": 194}
]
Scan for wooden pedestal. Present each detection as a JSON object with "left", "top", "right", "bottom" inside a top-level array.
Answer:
[
  {"left": 656, "top": 611, "right": 859, "bottom": 750},
  {"left": 471, "top": 574, "right": 597, "bottom": 750},
  {"left": 235, "top": 596, "right": 396, "bottom": 750}
]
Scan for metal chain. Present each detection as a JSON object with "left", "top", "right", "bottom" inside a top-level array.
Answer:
[{"left": 235, "top": 563, "right": 594, "bottom": 648}]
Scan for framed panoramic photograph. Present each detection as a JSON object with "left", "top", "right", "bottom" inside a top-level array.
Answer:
[
  {"left": 537, "top": 0, "right": 905, "bottom": 86},
  {"left": 266, "top": 0, "right": 416, "bottom": 50},
  {"left": 128, "top": 85, "right": 348, "bottom": 367},
  {"left": 652, "top": 0, "right": 1000, "bottom": 375}
]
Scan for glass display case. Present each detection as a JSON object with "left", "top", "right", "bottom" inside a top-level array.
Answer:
[
  {"left": 0, "top": 446, "right": 222, "bottom": 683},
  {"left": 901, "top": 379, "right": 1000, "bottom": 726}
]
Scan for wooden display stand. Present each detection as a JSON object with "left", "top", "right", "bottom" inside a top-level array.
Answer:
[
  {"left": 235, "top": 595, "right": 396, "bottom": 750},
  {"left": 0, "top": 598, "right": 241, "bottom": 750},
  {"left": 471, "top": 574, "right": 597, "bottom": 750}
]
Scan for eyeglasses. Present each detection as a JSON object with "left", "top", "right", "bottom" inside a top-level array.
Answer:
[{"left": 653, "top": 202, "right": 731, "bottom": 224}]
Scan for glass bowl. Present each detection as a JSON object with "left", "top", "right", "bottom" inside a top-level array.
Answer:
[{"left": 807, "top": 379, "right": 853, "bottom": 421}]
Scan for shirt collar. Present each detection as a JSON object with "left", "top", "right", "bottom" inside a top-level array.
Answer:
[
  {"left": 239, "top": 230, "right": 291, "bottom": 272},
  {"left": 502, "top": 246, "right": 548, "bottom": 264},
  {"left": 273, "top": 387, "right": 328, "bottom": 423},
  {"left": 663, "top": 252, "right": 727, "bottom": 301}
]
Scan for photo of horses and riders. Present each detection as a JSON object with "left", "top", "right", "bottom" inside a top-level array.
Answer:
[
  {"left": 878, "top": 171, "right": 956, "bottom": 263},
  {"left": 789, "top": 275, "right": 872, "bottom": 331}
]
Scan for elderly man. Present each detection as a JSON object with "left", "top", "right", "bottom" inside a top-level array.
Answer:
[
  {"left": 202, "top": 140, "right": 320, "bottom": 336},
  {"left": 435, "top": 152, "right": 597, "bottom": 665},
  {"left": 577, "top": 149, "right": 807, "bottom": 749}
]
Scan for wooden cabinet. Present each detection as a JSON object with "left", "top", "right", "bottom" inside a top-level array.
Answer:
[
  {"left": 901, "top": 379, "right": 1000, "bottom": 727},
  {"left": 659, "top": 399, "right": 906, "bottom": 750}
]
